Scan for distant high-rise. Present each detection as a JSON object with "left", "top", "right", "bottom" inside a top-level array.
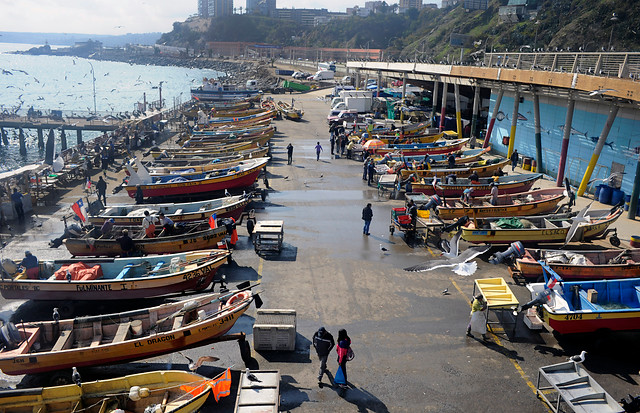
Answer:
[
  {"left": 247, "top": 0, "right": 276, "bottom": 16},
  {"left": 198, "top": 0, "right": 234, "bottom": 17},
  {"left": 464, "top": 0, "right": 487, "bottom": 10},
  {"left": 398, "top": 0, "right": 422, "bottom": 13}
]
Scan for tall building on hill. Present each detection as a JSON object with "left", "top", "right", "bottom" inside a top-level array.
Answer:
[
  {"left": 398, "top": 0, "right": 422, "bottom": 13},
  {"left": 246, "top": 0, "right": 276, "bottom": 16},
  {"left": 275, "top": 8, "right": 329, "bottom": 25},
  {"left": 198, "top": 0, "right": 233, "bottom": 17},
  {"left": 441, "top": 0, "right": 458, "bottom": 7},
  {"left": 464, "top": 0, "right": 487, "bottom": 10}
]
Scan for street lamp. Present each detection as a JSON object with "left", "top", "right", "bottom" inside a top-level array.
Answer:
[
  {"left": 533, "top": 20, "right": 540, "bottom": 49},
  {"left": 152, "top": 81, "right": 164, "bottom": 109},
  {"left": 88, "top": 61, "right": 97, "bottom": 115},
  {"left": 608, "top": 13, "right": 619, "bottom": 51}
]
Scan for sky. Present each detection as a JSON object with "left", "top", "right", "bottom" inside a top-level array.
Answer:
[{"left": 1, "top": 0, "right": 442, "bottom": 35}]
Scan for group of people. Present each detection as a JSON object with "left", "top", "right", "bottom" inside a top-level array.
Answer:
[{"left": 313, "top": 327, "right": 352, "bottom": 391}]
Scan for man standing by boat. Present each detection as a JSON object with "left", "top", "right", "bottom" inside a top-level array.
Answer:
[
  {"left": 490, "top": 182, "right": 499, "bottom": 206},
  {"left": 510, "top": 149, "right": 519, "bottom": 172},
  {"left": 135, "top": 185, "right": 144, "bottom": 204},
  {"left": 362, "top": 203, "right": 373, "bottom": 235},
  {"left": 142, "top": 211, "right": 158, "bottom": 238},
  {"left": 117, "top": 229, "right": 135, "bottom": 257},
  {"left": 96, "top": 176, "right": 107, "bottom": 206},
  {"left": 10, "top": 188, "right": 25, "bottom": 221}
]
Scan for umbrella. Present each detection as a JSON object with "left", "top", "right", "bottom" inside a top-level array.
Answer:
[{"left": 363, "top": 139, "right": 385, "bottom": 150}]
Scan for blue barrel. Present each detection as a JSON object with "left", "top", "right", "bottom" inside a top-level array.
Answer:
[
  {"left": 611, "top": 189, "right": 625, "bottom": 206},
  {"left": 594, "top": 184, "right": 604, "bottom": 200},
  {"left": 598, "top": 185, "right": 612, "bottom": 204},
  {"left": 625, "top": 195, "right": 632, "bottom": 211}
]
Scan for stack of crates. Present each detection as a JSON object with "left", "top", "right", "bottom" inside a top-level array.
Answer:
[{"left": 253, "top": 309, "right": 296, "bottom": 351}]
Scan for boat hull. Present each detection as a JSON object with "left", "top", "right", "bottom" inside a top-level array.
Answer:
[
  {"left": 375, "top": 139, "right": 468, "bottom": 156},
  {"left": 400, "top": 158, "right": 510, "bottom": 179},
  {"left": 191, "top": 88, "right": 261, "bottom": 102},
  {"left": 412, "top": 175, "right": 541, "bottom": 197}
]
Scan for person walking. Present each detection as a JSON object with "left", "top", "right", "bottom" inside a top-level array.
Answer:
[
  {"left": 315, "top": 142, "right": 323, "bottom": 161},
  {"left": 467, "top": 294, "right": 489, "bottom": 341},
  {"left": 96, "top": 176, "right": 107, "bottom": 206},
  {"left": 335, "top": 329, "right": 352, "bottom": 390},
  {"left": 313, "top": 327, "right": 335, "bottom": 388},
  {"left": 510, "top": 149, "right": 519, "bottom": 172},
  {"left": 11, "top": 188, "right": 24, "bottom": 221},
  {"left": 287, "top": 143, "right": 294, "bottom": 165},
  {"left": 362, "top": 203, "right": 373, "bottom": 235},
  {"left": 367, "top": 161, "right": 376, "bottom": 186},
  {"left": 330, "top": 134, "right": 336, "bottom": 155}
]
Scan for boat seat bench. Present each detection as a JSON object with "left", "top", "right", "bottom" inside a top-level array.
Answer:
[
  {"left": 149, "top": 261, "right": 165, "bottom": 275},
  {"left": 115, "top": 265, "right": 134, "bottom": 280},
  {"left": 112, "top": 322, "right": 132, "bottom": 343},
  {"left": 577, "top": 290, "right": 603, "bottom": 312},
  {"left": 52, "top": 328, "right": 74, "bottom": 352}
]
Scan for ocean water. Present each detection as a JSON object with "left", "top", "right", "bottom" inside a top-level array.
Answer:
[{"left": 0, "top": 43, "right": 222, "bottom": 170}]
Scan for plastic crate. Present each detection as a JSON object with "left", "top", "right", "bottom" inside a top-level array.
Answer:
[{"left": 253, "top": 309, "right": 296, "bottom": 351}]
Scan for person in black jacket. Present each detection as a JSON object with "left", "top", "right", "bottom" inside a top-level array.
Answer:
[
  {"left": 313, "top": 327, "right": 335, "bottom": 388},
  {"left": 96, "top": 176, "right": 107, "bottom": 205},
  {"left": 362, "top": 203, "right": 373, "bottom": 235}
]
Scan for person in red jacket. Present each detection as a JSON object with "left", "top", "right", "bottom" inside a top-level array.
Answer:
[{"left": 336, "top": 329, "right": 352, "bottom": 389}]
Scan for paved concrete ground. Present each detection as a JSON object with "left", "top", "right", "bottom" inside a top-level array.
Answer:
[{"left": 0, "top": 89, "right": 639, "bottom": 412}]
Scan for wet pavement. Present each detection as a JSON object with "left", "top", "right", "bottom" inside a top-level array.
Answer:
[{"left": 0, "top": 90, "right": 639, "bottom": 412}]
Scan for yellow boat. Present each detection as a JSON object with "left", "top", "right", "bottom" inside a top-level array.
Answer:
[
  {"left": 276, "top": 100, "right": 304, "bottom": 120},
  {"left": 150, "top": 139, "right": 266, "bottom": 159},
  {"left": 399, "top": 158, "right": 509, "bottom": 179},
  {"left": 0, "top": 369, "right": 229, "bottom": 413},
  {"left": 0, "top": 290, "right": 255, "bottom": 375},
  {"left": 372, "top": 130, "right": 458, "bottom": 144}
]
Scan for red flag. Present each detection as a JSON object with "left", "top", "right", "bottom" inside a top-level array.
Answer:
[
  {"left": 208, "top": 213, "right": 217, "bottom": 229},
  {"left": 71, "top": 199, "right": 86, "bottom": 222}
]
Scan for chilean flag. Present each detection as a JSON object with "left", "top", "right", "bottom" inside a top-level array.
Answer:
[
  {"left": 71, "top": 199, "right": 86, "bottom": 222},
  {"left": 547, "top": 272, "right": 559, "bottom": 289},
  {"left": 208, "top": 213, "right": 217, "bottom": 229}
]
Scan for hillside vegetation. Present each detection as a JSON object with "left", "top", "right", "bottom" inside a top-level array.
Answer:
[{"left": 158, "top": 0, "right": 640, "bottom": 60}]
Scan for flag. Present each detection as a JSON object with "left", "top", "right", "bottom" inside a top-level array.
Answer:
[
  {"left": 208, "top": 213, "right": 217, "bottom": 229},
  {"left": 86, "top": 178, "right": 91, "bottom": 191},
  {"left": 547, "top": 272, "right": 559, "bottom": 289},
  {"left": 71, "top": 199, "right": 86, "bottom": 222}
]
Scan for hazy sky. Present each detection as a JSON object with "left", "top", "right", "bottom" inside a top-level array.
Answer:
[{"left": 1, "top": 0, "right": 442, "bottom": 35}]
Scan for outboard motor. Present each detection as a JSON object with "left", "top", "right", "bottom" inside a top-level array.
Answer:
[
  {"left": 420, "top": 195, "right": 442, "bottom": 214},
  {"left": 0, "top": 319, "right": 22, "bottom": 350},
  {"left": 620, "top": 394, "right": 640, "bottom": 413},
  {"left": 490, "top": 241, "right": 525, "bottom": 265},
  {"left": 442, "top": 216, "right": 469, "bottom": 233},
  {"left": 520, "top": 288, "right": 552, "bottom": 313}
]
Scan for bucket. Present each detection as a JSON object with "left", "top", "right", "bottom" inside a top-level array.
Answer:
[
  {"left": 522, "top": 157, "right": 532, "bottom": 171},
  {"left": 631, "top": 235, "right": 640, "bottom": 248},
  {"left": 531, "top": 160, "right": 537, "bottom": 173},
  {"left": 625, "top": 195, "right": 632, "bottom": 211},
  {"left": 131, "top": 320, "right": 143, "bottom": 336},
  {"left": 598, "top": 185, "right": 612, "bottom": 204},
  {"left": 611, "top": 188, "right": 625, "bottom": 206}
]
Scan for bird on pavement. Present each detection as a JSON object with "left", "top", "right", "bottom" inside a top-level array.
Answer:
[
  {"left": 441, "top": 288, "right": 449, "bottom": 295},
  {"left": 380, "top": 244, "right": 389, "bottom": 252},
  {"left": 72, "top": 367, "right": 82, "bottom": 386},
  {"left": 246, "top": 368, "right": 262, "bottom": 383},
  {"left": 568, "top": 350, "right": 587, "bottom": 363},
  {"left": 404, "top": 230, "right": 489, "bottom": 276}
]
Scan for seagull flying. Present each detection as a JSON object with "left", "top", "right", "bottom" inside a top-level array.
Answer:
[
  {"left": 181, "top": 352, "right": 220, "bottom": 371},
  {"left": 72, "top": 367, "right": 82, "bottom": 386},
  {"left": 568, "top": 350, "right": 587, "bottom": 363},
  {"left": 564, "top": 202, "right": 592, "bottom": 245},
  {"left": 246, "top": 368, "right": 262, "bottom": 383},
  {"left": 404, "top": 230, "right": 489, "bottom": 276}
]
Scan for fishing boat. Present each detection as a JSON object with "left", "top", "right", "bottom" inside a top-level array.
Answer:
[
  {"left": 88, "top": 193, "right": 250, "bottom": 226},
  {"left": 510, "top": 247, "right": 640, "bottom": 282},
  {"left": 461, "top": 207, "right": 623, "bottom": 245},
  {"left": 124, "top": 157, "right": 269, "bottom": 199},
  {"left": 374, "top": 138, "right": 469, "bottom": 156},
  {"left": 372, "top": 130, "right": 457, "bottom": 145},
  {"left": 150, "top": 146, "right": 269, "bottom": 165},
  {"left": 205, "top": 110, "right": 276, "bottom": 126},
  {"left": 378, "top": 147, "right": 491, "bottom": 166},
  {"left": 63, "top": 222, "right": 228, "bottom": 257},
  {"left": 358, "top": 121, "right": 430, "bottom": 137},
  {"left": 526, "top": 265, "right": 640, "bottom": 334},
  {"left": 0, "top": 369, "right": 229, "bottom": 413},
  {"left": 149, "top": 140, "right": 264, "bottom": 159},
  {"left": 432, "top": 187, "right": 567, "bottom": 220},
  {"left": 191, "top": 78, "right": 262, "bottom": 102},
  {"left": 210, "top": 107, "right": 264, "bottom": 117},
  {"left": 0, "top": 249, "right": 229, "bottom": 300},
  {"left": 261, "top": 98, "right": 276, "bottom": 112},
  {"left": 0, "top": 289, "right": 255, "bottom": 375},
  {"left": 411, "top": 173, "right": 542, "bottom": 197},
  {"left": 182, "top": 130, "right": 273, "bottom": 149},
  {"left": 184, "top": 126, "right": 275, "bottom": 144},
  {"left": 276, "top": 100, "right": 304, "bottom": 120},
  {"left": 398, "top": 158, "right": 510, "bottom": 179}
]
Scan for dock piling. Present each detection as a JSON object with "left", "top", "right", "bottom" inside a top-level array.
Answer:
[{"left": 37, "top": 127, "right": 44, "bottom": 150}]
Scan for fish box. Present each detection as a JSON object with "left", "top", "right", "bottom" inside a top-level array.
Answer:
[
  {"left": 587, "top": 289, "right": 598, "bottom": 303},
  {"left": 253, "top": 309, "right": 296, "bottom": 351}
]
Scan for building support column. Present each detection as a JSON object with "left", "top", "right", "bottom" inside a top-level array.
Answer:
[
  {"left": 18, "top": 128, "right": 26, "bottom": 156},
  {"left": 483, "top": 88, "right": 503, "bottom": 148},
  {"left": 431, "top": 81, "right": 439, "bottom": 127},
  {"left": 439, "top": 81, "right": 448, "bottom": 132},
  {"left": 532, "top": 89, "right": 543, "bottom": 174},
  {"left": 76, "top": 129, "right": 83, "bottom": 146},
  {"left": 577, "top": 104, "right": 619, "bottom": 196},
  {"left": 507, "top": 86, "right": 520, "bottom": 158},
  {"left": 470, "top": 85, "right": 480, "bottom": 148},
  {"left": 45, "top": 129, "right": 54, "bottom": 165},
  {"left": 454, "top": 83, "right": 462, "bottom": 140},
  {"left": 60, "top": 129, "right": 67, "bottom": 152},
  {"left": 556, "top": 93, "right": 575, "bottom": 186},
  {"left": 377, "top": 70, "right": 382, "bottom": 98},
  {"left": 628, "top": 156, "right": 640, "bottom": 219},
  {"left": 37, "top": 127, "right": 44, "bottom": 150}
]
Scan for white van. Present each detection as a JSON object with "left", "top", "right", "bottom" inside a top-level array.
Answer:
[{"left": 311, "top": 70, "right": 335, "bottom": 81}]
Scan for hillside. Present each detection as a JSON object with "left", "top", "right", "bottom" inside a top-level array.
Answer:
[{"left": 158, "top": 0, "right": 640, "bottom": 60}]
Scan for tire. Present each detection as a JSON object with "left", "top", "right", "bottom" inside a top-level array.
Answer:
[
  {"left": 610, "top": 236, "right": 621, "bottom": 247},
  {"left": 49, "top": 371, "right": 72, "bottom": 386}
]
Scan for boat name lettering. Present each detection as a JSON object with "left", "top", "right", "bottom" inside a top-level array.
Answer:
[
  {"left": 76, "top": 284, "right": 113, "bottom": 292},
  {"left": 541, "top": 229, "right": 566, "bottom": 236},
  {"left": 564, "top": 314, "right": 582, "bottom": 320},
  {"left": 12, "top": 358, "right": 26, "bottom": 364},
  {"left": 147, "top": 334, "right": 175, "bottom": 345},
  {"left": 183, "top": 265, "right": 213, "bottom": 281},
  {"left": 1, "top": 284, "right": 34, "bottom": 291}
]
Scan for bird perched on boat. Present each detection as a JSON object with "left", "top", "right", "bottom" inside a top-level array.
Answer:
[
  {"left": 588, "top": 172, "right": 623, "bottom": 187},
  {"left": 72, "top": 367, "right": 82, "bottom": 386},
  {"left": 246, "top": 368, "right": 262, "bottom": 383},
  {"left": 403, "top": 230, "right": 489, "bottom": 276},
  {"left": 224, "top": 189, "right": 231, "bottom": 197},
  {"left": 588, "top": 89, "right": 617, "bottom": 96},
  {"left": 568, "top": 350, "right": 587, "bottom": 363},
  {"left": 52, "top": 308, "right": 60, "bottom": 324}
]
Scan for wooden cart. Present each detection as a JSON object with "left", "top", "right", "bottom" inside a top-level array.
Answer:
[{"left": 253, "top": 220, "right": 284, "bottom": 255}]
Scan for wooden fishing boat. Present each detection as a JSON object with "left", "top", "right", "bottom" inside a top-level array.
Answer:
[
  {"left": 411, "top": 173, "right": 542, "bottom": 197},
  {"left": 149, "top": 140, "right": 264, "bottom": 159},
  {"left": 0, "top": 369, "right": 227, "bottom": 413},
  {"left": 374, "top": 139, "right": 469, "bottom": 156},
  {"left": 276, "top": 100, "right": 304, "bottom": 120},
  {"left": 358, "top": 121, "right": 430, "bottom": 137},
  {"left": 150, "top": 146, "right": 269, "bottom": 165},
  {"left": 64, "top": 222, "right": 228, "bottom": 257},
  {"left": 461, "top": 207, "right": 623, "bottom": 245},
  {"left": 399, "top": 158, "right": 509, "bottom": 179},
  {"left": 261, "top": 99, "right": 276, "bottom": 111},
  {"left": 210, "top": 107, "right": 264, "bottom": 117},
  {"left": 131, "top": 155, "right": 245, "bottom": 175},
  {"left": 88, "top": 193, "right": 250, "bottom": 226},
  {"left": 0, "top": 289, "right": 255, "bottom": 375},
  {"left": 197, "top": 117, "right": 273, "bottom": 132},
  {"left": 205, "top": 110, "right": 276, "bottom": 126},
  {"left": 379, "top": 147, "right": 491, "bottom": 166},
  {"left": 191, "top": 124, "right": 273, "bottom": 137},
  {"left": 0, "top": 249, "right": 229, "bottom": 300},
  {"left": 510, "top": 247, "right": 640, "bottom": 282},
  {"left": 526, "top": 266, "right": 640, "bottom": 334},
  {"left": 182, "top": 130, "right": 273, "bottom": 149},
  {"left": 371, "top": 130, "right": 457, "bottom": 145},
  {"left": 125, "top": 157, "right": 269, "bottom": 199},
  {"left": 431, "top": 187, "right": 567, "bottom": 220},
  {"left": 184, "top": 127, "right": 275, "bottom": 145}
]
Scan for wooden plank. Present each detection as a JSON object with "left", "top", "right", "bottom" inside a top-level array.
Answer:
[
  {"left": 52, "top": 328, "right": 74, "bottom": 352},
  {"left": 112, "top": 322, "right": 132, "bottom": 343}
]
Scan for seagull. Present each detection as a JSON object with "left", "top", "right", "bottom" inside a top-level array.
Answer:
[
  {"left": 589, "top": 89, "right": 617, "bottom": 96},
  {"left": 72, "top": 367, "right": 82, "bottom": 386},
  {"left": 246, "top": 368, "right": 262, "bottom": 383},
  {"left": 380, "top": 244, "right": 389, "bottom": 252},
  {"left": 178, "top": 351, "right": 221, "bottom": 371},
  {"left": 564, "top": 202, "right": 592, "bottom": 245},
  {"left": 588, "top": 172, "right": 622, "bottom": 186},
  {"left": 284, "top": 176, "right": 289, "bottom": 180},
  {"left": 319, "top": 174, "right": 323, "bottom": 178},
  {"left": 404, "top": 230, "right": 490, "bottom": 276},
  {"left": 568, "top": 350, "right": 587, "bottom": 363},
  {"left": 53, "top": 308, "right": 60, "bottom": 323},
  {"left": 441, "top": 288, "right": 449, "bottom": 295},
  {"left": 224, "top": 189, "right": 231, "bottom": 197}
]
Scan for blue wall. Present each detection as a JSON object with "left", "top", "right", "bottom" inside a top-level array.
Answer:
[{"left": 488, "top": 91, "right": 640, "bottom": 196}]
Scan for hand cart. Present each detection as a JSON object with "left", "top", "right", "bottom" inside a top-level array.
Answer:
[
  {"left": 253, "top": 220, "right": 284, "bottom": 255},
  {"left": 377, "top": 173, "right": 398, "bottom": 199},
  {"left": 473, "top": 278, "right": 520, "bottom": 339}
]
